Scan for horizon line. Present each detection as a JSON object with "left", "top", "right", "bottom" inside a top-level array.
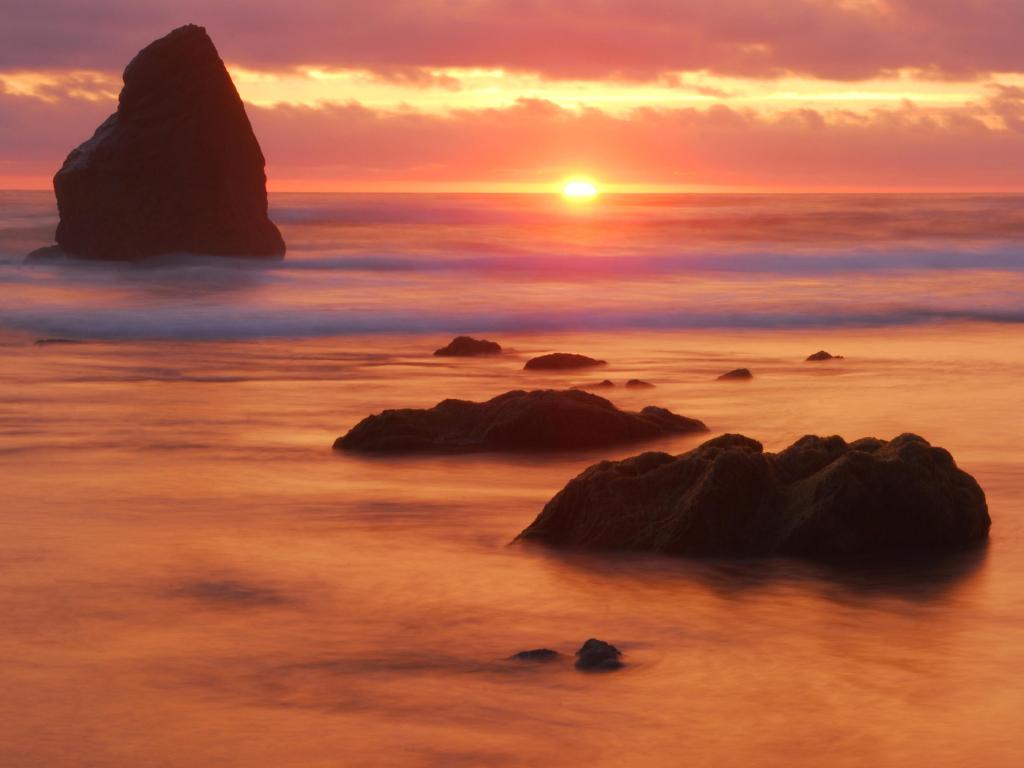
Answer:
[{"left": 6, "top": 183, "right": 1024, "bottom": 196}]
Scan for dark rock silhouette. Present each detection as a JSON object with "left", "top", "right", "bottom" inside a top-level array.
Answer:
[
  {"left": 41, "top": 24, "right": 285, "bottom": 262},
  {"left": 717, "top": 368, "right": 753, "bottom": 381},
  {"left": 34, "top": 338, "right": 87, "bottom": 346},
  {"left": 334, "top": 389, "right": 708, "bottom": 454},
  {"left": 525, "top": 353, "right": 606, "bottom": 371},
  {"left": 575, "top": 639, "right": 623, "bottom": 670},
  {"left": 433, "top": 336, "right": 502, "bottom": 357},
  {"left": 574, "top": 380, "right": 615, "bottom": 390},
  {"left": 626, "top": 379, "right": 655, "bottom": 388},
  {"left": 510, "top": 648, "right": 560, "bottom": 662},
  {"left": 807, "top": 350, "right": 843, "bottom": 361},
  {"left": 516, "top": 433, "right": 990, "bottom": 560}
]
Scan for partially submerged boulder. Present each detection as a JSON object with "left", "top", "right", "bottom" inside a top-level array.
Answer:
[
  {"left": 574, "top": 379, "right": 615, "bottom": 390},
  {"left": 41, "top": 24, "right": 284, "bottom": 261},
  {"left": 516, "top": 433, "right": 989, "bottom": 560},
  {"left": 433, "top": 336, "right": 502, "bottom": 357},
  {"left": 807, "top": 350, "right": 843, "bottom": 361},
  {"left": 717, "top": 368, "right": 753, "bottom": 381},
  {"left": 335, "top": 389, "right": 707, "bottom": 454},
  {"left": 510, "top": 648, "right": 560, "bottom": 662},
  {"left": 525, "top": 353, "right": 606, "bottom": 371},
  {"left": 575, "top": 639, "right": 623, "bottom": 671},
  {"left": 626, "top": 379, "right": 655, "bottom": 388}
]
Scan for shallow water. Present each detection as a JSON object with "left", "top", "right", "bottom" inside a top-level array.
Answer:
[
  {"left": 1, "top": 193, "right": 1024, "bottom": 766},
  {"left": 1, "top": 326, "right": 1023, "bottom": 767}
]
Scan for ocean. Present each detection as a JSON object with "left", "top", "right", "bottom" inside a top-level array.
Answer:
[{"left": 1, "top": 192, "right": 1022, "bottom": 766}]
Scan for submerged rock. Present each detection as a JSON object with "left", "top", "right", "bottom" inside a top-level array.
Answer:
[
  {"left": 334, "top": 389, "right": 708, "bottom": 454},
  {"left": 516, "top": 433, "right": 989, "bottom": 560},
  {"left": 525, "top": 353, "right": 606, "bottom": 371},
  {"left": 34, "top": 338, "right": 87, "bottom": 346},
  {"left": 42, "top": 24, "right": 284, "bottom": 262},
  {"left": 575, "top": 639, "right": 623, "bottom": 671},
  {"left": 626, "top": 379, "right": 655, "bottom": 388},
  {"left": 433, "top": 336, "right": 502, "bottom": 357},
  {"left": 807, "top": 350, "right": 843, "bottom": 361},
  {"left": 510, "top": 648, "right": 560, "bottom": 662},
  {"left": 574, "top": 379, "right": 615, "bottom": 390},
  {"left": 717, "top": 368, "right": 753, "bottom": 381}
]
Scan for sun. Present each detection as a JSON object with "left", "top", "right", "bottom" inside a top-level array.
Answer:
[{"left": 561, "top": 179, "right": 599, "bottom": 200}]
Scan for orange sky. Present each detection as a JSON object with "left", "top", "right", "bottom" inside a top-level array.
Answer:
[{"left": 4, "top": 1, "right": 1024, "bottom": 191}]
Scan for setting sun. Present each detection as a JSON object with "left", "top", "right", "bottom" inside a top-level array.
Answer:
[{"left": 561, "top": 179, "right": 598, "bottom": 199}]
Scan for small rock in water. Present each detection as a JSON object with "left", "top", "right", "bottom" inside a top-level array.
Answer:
[
  {"left": 806, "top": 350, "right": 843, "bottom": 361},
  {"left": 574, "top": 379, "right": 615, "bottom": 390},
  {"left": 717, "top": 368, "right": 753, "bottom": 381},
  {"left": 525, "top": 353, "right": 606, "bottom": 371},
  {"left": 510, "top": 648, "right": 560, "bottom": 662},
  {"left": 433, "top": 336, "right": 502, "bottom": 357},
  {"left": 34, "top": 338, "right": 87, "bottom": 346},
  {"left": 575, "top": 638, "right": 623, "bottom": 671},
  {"left": 625, "top": 379, "right": 655, "bottom": 388}
]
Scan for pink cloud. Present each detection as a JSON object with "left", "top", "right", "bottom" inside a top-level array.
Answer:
[
  {"left": 4, "top": 65, "right": 1024, "bottom": 191},
  {"left": 3, "top": 1, "right": 1024, "bottom": 82},
  {"left": 239, "top": 94, "right": 1024, "bottom": 189}
]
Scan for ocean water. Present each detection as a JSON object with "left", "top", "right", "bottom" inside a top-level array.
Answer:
[
  {"left": 1, "top": 192, "right": 1023, "bottom": 766},
  {"left": 3, "top": 191, "right": 1024, "bottom": 338}
]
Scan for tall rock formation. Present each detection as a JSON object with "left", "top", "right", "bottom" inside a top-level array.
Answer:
[{"left": 49, "top": 24, "right": 285, "bottom": 261}]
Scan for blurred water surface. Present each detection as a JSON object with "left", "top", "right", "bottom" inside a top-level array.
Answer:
[{"left": 0, "top": 192, "right": 1022, "bottom": 766}]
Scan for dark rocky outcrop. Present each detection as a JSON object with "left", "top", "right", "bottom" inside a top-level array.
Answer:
[
  {"left": 717, "top": 368, "right": 753, "bottom": 381},
  {"left": 510, "top": 648, "right": 560, "bottom": 662},
  {"left": 40, "top": 25, "right": 284, "bottom": 262},
  {"left": 516, "top": 433, "right": 990, "bottom": 560},
  {"left": 575, "top": 639, "right": 623, "bottom": 671},
  {"left": 574, "top": 380, "right": 615, "bottom": 390},
  {"left": 433, "top": 336, "right": 502, "bottom": 357},
  {"left": 334, "top": 389, "right": 707, "bottom": 454},
  {"left": 525, "top": 353, "right": 606, "bottom": 371},
  {"left": 626, "top": 379, "right": 655, "bottom": 388},
  {"left": 807, "top": 350, "right": 843, "bottom": 361}
]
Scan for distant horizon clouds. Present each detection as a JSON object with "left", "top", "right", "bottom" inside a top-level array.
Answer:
[{"left": 4, "top": 1, "right": 1024, "bottom": 190}]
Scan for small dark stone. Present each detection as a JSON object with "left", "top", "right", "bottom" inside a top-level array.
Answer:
[
  {"left": 524, "top": 353, "right": 606, "bottom": 371},
  {"left": 806, "top": 350, "right": 844, "bottom": 361},
  {"left": 575, "top": 639, "right": 623, "bottom": 671},
  {"left": 34, "top": 338, "right": 87, "bottom": 346},
  {"left": 335, "top": 389, "right": 708, "bottom": 454},
  {"left": 574, "top": 380, "right": 615, "bottom": 390},
  {"left": 626, "top": 379, "right": 655, "bottom": 388},
  {"left": 717, "top": 368, "right": 753, "bottom": 381},
  {"left": 433, "top": 336, "right": 502, "bottom": 357},
  {"left": 510, "top": 648, "right": 560, "bottom": 662}
]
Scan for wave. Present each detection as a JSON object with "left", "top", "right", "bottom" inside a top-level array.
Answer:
[{"left": 3, "top": 303, "right": 1023, "bottom": 341}]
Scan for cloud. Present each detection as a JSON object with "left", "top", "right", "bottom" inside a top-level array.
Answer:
[
  {"left": 3, "top": 1, "right": 1024, "bottom": 82},
  {"left": 4, "top": 72, "right": 1024, "bottom": 190},
  {"left": 234, "top": 96, "right": 1024, "bottom": 189}
]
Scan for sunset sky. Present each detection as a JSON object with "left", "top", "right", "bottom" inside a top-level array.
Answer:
[{"left": 5, "top": 0, "right": 1024, "bottom": 191}]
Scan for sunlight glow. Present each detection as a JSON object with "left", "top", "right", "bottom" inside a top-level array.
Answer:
[{"left": 562, "top": 179, "right": 599, "bottom": 199}]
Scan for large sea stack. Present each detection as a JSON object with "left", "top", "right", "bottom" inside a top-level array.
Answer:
[
  {"left": 517, "top": 433, "right": 990, "bottom": 560},
  {"left": 46, "top": 24, "right": 285, "bottom": 261}
]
